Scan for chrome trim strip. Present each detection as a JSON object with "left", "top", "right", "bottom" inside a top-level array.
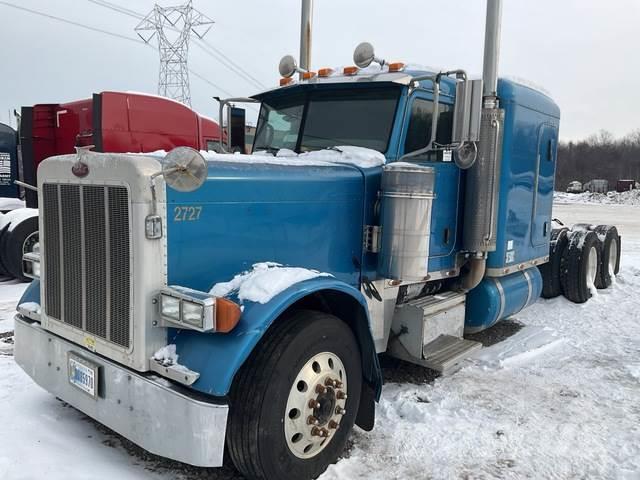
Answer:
[
  {"left": 485, "top": 255, "right": 549, "bottom": 277},
  {"left": 492, "top": 277, "right": 506, "bottom": 322},
  {"left": 522, "top": 268, "right": 533, "bottom": 308}
]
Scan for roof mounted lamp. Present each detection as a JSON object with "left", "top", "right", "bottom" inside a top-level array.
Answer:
[{"left": 353, "top": 42, "right": 386, "bottom": 69}]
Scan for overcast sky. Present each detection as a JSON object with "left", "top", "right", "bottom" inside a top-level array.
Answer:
[{"left": 1, "top": 0, "right": 638, "bottom": 141}]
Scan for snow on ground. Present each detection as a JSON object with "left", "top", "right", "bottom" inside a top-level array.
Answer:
[
  {"left": 322, "top": 202, "right": 640, "bottom": 480},
  {"left": 555, "top": 189, "right": 640, "bottom": 206},
  {"left": 0, "top": 201, "right": 639, "bottom": 479}
]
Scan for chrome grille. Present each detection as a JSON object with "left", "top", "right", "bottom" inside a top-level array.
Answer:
[{"left": 42, "top": 183, "right": 131, "bottom": 348}]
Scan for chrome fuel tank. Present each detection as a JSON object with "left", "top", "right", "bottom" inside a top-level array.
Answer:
[{"left": 378, "top": 163, "right": 435, "bottom": 281}]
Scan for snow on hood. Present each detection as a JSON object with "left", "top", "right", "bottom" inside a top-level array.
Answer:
[
  {"left": 138, "top": 146, "right": 386, "bottom": 169},
  {"left": 209, "top": 262, "right": 332, "bottom": 304}
]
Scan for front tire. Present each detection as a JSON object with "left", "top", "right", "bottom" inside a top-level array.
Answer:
[{"left": 227, "top": 310, "right": 362, "bottom": 480}]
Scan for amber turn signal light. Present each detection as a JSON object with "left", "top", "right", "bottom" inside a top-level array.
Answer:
[
  {"left": 343, "top": 66, "right": 359, "bottom": 76},
  {"left": 318, "top": 68, "right": 334, "bottom": 77},
  {"left": 388, "top": 62, "right": 406, "bottom": 72},
  {"left": 215, "top": 297, "right": 242, "bottom": 333}
]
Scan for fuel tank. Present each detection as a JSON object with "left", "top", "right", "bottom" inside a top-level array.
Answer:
[{"left": 464, "top": 266, "right": 542, "bottom": 333}]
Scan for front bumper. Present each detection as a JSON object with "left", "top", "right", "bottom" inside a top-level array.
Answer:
[{"left": 14, "top": 316, "right": 229, "bottom": 467}]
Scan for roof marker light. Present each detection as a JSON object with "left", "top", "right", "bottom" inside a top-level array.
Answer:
[
  {"left": 318, "top": 68, "right": 334, "bottom": 77},
  {"left": 302, "top": 71, "right": 317, "bottom": 80},
  {"left": 280, "top": 77, "right": 294, "bottom": 86},
  {"left": 343, "top": 66, "right": 359, "bottom": 76},
  {"left": 388, "top": 62, "right": 406, "bottom": 72}
]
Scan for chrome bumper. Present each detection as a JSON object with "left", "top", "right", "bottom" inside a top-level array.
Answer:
[{"left": 14, "top": 316, "right": 229, "bottom": 467}]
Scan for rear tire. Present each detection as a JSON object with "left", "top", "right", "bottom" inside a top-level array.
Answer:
[
  {"left": 593, "top": 225, "right": 620, "bottom": 288},
  {"left": 560, "top": 230, "right": 601, "bottom": 303},
  {"left": 540, "top": 227, "right": 569, "bottom": 298},
  {"left": 227, "top": 310, "right": 362, "bottom": 480}
]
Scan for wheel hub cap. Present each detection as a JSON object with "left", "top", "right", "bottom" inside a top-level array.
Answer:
[{"left": 284, "top": 352, "right": 347, "bottom": 459}]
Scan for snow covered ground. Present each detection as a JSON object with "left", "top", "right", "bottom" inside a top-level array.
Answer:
[
  {"left": 1, "top": 201, "right": 639, "bottom": 479},
  {"left": 555, "top": 189, "right": 640, "bottom": 206}
]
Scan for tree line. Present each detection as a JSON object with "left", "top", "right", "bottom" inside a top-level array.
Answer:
[{"left": 556, "top": 130, "right": 640, "bottom": 191}]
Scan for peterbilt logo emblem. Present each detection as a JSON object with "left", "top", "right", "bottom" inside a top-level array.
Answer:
[
  {"left": 72, "top": 161, "right": 89, "bottom": 177},
  {"left": 73, "top": 145, "right": 95, "bottom": 177}
]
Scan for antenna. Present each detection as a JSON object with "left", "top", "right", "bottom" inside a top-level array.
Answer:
[{"left": 135, "top": 1, "right": 214, "bottom": 106}]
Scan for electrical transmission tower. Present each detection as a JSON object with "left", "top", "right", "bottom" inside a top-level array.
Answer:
[{"left": 135, "top": 1, "right": 213, "bottom": 106}]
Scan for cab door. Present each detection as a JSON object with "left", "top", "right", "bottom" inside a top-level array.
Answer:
[{"left": 531, "top": 124, "right": 558, "bottom": 247}]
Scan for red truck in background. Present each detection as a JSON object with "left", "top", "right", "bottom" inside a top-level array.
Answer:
[
  {"left": 20, "top": 90, "right": 222, "bottom": 207},
  {"left": 0, "top": 91, "right": 222, "bottom": 281}
]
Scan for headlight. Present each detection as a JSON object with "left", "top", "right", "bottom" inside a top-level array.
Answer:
[
  {"left": 23, "top": 244, "right": 41, "bottom": 280},
  {"left": 156, "top": 286, "right": 241, "bottom": 333},
  {"left": 182, "top": 301, "right": 204, "bottom": 328},
  {"left": 160, "top": 294, "right": 181, "bottom": 322}
]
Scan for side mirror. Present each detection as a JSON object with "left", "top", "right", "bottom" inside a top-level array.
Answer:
[
  {"left": 353, "top": 42, "right": 385, "bottom": 69},
  {"left": 279, "top": 55, "right": 299, "bottom": 78},
  {"left": 451, "top": 79, "right": 483, "bottom": 169},
  {"left": 228, "top": 106, "right": 246, "bottom": 154},
  {"left": 452, "top": 79, "right": 483, "bottom": 145}
]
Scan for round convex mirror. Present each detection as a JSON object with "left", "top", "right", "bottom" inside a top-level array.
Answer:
[
  {"left": 162, "top": 147, "right": 207, "bottom": 192},
  {"left": 279, "top": 55, "right": 298, "bottom": 78},
  {"left": 353, "top": 42, "right": 375, "bottom": 68}
]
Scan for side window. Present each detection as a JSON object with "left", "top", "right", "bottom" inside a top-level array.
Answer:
[{"left": 403, "top": 98, "right": 453, "bottom": 160}]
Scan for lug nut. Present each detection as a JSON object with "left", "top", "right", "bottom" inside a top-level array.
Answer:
[
  {"left": 308, "top": 399, "right": 321, "bottom": 409},
  {"left": 307, "top": 415, "right": 319, "bottom": 426},
  {"left": 315, "top": 384, "right": 326, "bottom": 394},
  {"left": 335, "top": 406, "right": 346, "bottom": 415},
  {"left": 311, "top": 426, "right": 321, "bottom": 437},
  {"left": 324, "top": 378, "right": 336, "bottom": 387},
  {"left": 320, "top": 428, "right": 329, "bottom": 438},
  {"left": 328, "top": 420, "right": 339, "bottom": 430},
  {"left": 336, "top": 391, "right": 347, "bottom": 400},
  {"left": 335, "top": 380, "right": 343, "bottom": 389}
]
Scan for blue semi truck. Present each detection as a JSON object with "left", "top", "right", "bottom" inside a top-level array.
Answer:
[{"left": 13, "top": 1, "right": 621, "bottom": 479}]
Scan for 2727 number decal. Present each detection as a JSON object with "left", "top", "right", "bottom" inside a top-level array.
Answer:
[{"left": 173, "top": 206, "right": 202, "bottom": 222}]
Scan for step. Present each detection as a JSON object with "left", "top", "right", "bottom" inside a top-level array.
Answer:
[{"left": 422, "top": 335, "right": 482, "bottom": 374}]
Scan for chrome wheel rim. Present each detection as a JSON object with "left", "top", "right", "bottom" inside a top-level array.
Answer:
[
  {"left": 284, "top": 352, "right": 347, "bottom": 459},
  {"left": 22, "top": 231, "right": 39, "bottom": 256},
  {"left": 586, "top": 246, "right": 598, "bottom": 287},
  {"left": 608, "top": 239, "right": 618, "bottom": 276}
]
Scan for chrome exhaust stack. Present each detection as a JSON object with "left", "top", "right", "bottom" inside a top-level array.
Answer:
[
  {"left": 299, "top": 0, "right": 313, "bottom": 76},
  {"left": 459, "top": 0, "right": 504, "bottom": 290}
]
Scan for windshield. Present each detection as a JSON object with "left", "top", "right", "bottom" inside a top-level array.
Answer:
[{"left": 253, "top": 86, "right": 400, "bottom": 154}]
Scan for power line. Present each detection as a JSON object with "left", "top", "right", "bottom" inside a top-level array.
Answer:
[
  {"left": 0, "top": 0, "right": 237, "bottom": 99},
  {"left": 0, "top": 0, "right": 146, "bottom": 44},
  {"left": 135, "top": 1, "right": 215, "bottom": 106},
  {"left": 84, "top": 0, "right": 267, "bottom": 91}
]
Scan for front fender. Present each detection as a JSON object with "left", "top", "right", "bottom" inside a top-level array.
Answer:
[
  {"left": 172, "top": 277, "right": 382, "bottom": 399},
  {"left": 17, "top": 279, "right": 40, "bottom": 306}
]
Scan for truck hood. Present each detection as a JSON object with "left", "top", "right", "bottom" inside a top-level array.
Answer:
[{"left": 164, "top": 147, "right": 385, "bottom": 293}]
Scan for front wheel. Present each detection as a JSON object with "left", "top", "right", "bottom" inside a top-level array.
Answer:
[{"left": 227, "top": 310, "right": 362, "bottom": 480}]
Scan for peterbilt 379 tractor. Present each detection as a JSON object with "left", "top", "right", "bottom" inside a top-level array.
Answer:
[{"left": 13, "top": 1, "right": 620, "bottom": 479}]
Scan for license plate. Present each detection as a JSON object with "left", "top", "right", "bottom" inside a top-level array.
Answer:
[{"left": 68, "top": 353, "right": 99, "bottom": 398}]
